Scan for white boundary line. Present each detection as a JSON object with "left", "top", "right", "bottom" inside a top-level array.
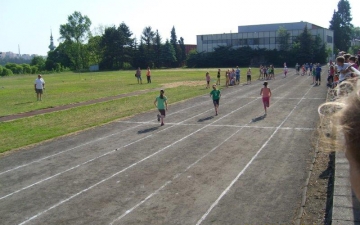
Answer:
[
  {"left": 195, "top": 80, "right": 314, "bottom": 225},
  {"left": 0, "top": 74, "right": 270, "bottom": 176},
  {"left": 3, "top": 75, "right": 287, "bottom": 201},
  {"left": 108, "top": 87, "right": 295, "bottom": 224},
  {"left": 13, "top": 74, "right": 304, "bottom": 224},
  {"left": 18, "top": 95, "right": 262, "bottom": 225}
]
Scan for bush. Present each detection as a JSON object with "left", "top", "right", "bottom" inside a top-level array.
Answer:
[{"left": 2, "top": 68, "right": 13, "bottom": 76}]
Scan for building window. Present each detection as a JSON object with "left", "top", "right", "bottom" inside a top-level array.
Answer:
[
  {"left": 327, "top": 35, "right": 333, "bottom": 43},
  {"left": 270, "top": 37, "right": 276, "bottom": 44}
]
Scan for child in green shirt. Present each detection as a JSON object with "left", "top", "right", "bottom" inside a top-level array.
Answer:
[{"left": 210, "top": 85, "right": 221, "bottom": 116}]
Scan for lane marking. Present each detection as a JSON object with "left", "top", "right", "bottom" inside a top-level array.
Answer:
[
  {"left": 109, "top": 90, "right": 295, "bottom": 224},
  {"left": 18, "top": 96, "right": 262, "bottom": 225},
  {"left": 196, "top": 78, "right": 314, "bottom": 225},
  {"left": 3, "top": 77, "right": 280, "bottom": 200},
  {"left": 0, "top": 75, "right": 272, "bottom": 176}
]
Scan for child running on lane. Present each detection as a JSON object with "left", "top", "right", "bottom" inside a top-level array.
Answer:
[
  {"left": 260, "top": 81, "right": 271, "bottom": 115},
  {"left": 154, "top": 89, "right": 168, "bottom": 126},
  {"left": 210, "top": 84, "right": 221, "bottom": 116}
]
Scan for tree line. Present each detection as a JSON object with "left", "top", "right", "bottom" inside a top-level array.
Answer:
[{"left": 1, "top": 0, "right": 357, "bottom": 76}]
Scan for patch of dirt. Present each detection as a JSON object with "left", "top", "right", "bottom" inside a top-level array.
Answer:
[
  {"left": 161, "top": 81, "right": 204, "bottom": 89},
  {"left": 300, "top": 149, "right": 334, "bottom": 224}
]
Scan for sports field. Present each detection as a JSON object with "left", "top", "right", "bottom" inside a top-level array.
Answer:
[{"left": 0, "top": 69, "right": 327, "bottom": 224}]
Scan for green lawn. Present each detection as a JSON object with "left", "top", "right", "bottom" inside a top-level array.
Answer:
[{"left": 0, "top": 68, "right": 282, "bottom": 153}]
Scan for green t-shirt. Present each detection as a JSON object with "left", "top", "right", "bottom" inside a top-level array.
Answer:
[
  {"left": 156, "top": 96, "right": 167, "bottom": 109},
  {"left": 210, "top": 89, "right": 220, "bottom": 100}
]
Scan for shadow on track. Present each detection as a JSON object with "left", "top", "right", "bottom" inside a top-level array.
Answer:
[{"left": 137, "top": 127, "right": 159, "bottom": 134}]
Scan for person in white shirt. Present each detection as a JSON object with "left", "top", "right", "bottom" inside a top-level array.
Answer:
[
  {"left": 34, "top": 74, "right": 45, "bottom": 101},
  {"left": 335, "top": 56, "right": 352, "bottom": 82}
]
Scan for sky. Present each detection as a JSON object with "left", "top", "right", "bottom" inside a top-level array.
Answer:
[{"left": 1, "top": 0, "right": 359, "bottom": 56}]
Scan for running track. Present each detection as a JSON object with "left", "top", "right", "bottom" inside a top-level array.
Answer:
[{"left": 0, "top": 70, "right": 327, "bottom": 224}]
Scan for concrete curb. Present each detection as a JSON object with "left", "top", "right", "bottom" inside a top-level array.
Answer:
[{"left": 332, "top": 151, "right": 360, "bottom": 224}]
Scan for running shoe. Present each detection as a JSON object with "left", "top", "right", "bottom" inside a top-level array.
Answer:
[{"left": 157, "top": 114, "right": 161, "bottom": 121}]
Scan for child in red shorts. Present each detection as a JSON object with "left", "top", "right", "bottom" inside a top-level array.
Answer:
[{"left": 260, "top": 82, "right": 271, "bottom": 115}]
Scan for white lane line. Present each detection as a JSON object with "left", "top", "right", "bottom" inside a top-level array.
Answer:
[
  {"left": 195, "top": 79, "right": 314, "bottom": 225},
  {"left": 3, "top": 77, "right": 275, "bottom": 201},
  {"left": 0, "top": 75, "right": 269, "bottom": 176},
  {"left": 118, "top": 121, "right": 315, "bottom": 131},
  {"left": 2, "top": 74, "right": 300, "bottom": 202},
  {"left": 109, "top": 90, "right": 293, "bottom": 224},
  {"left": 0, "top": 96, "right": 226, "bottom": 201},
  {"left": 18, "top": 95, "right": 262, "bottom": 225},
  {"left": 6, "top": 74, "right": 299, "bottom": 202}
]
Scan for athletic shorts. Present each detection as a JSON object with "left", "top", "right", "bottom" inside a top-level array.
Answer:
[
  {"left": 137, "top": 76, "right": 142, "bottom": 81},
  {"left": 236, "top": 76, "right": 240, "bottom": 81},
  {"left": 158, "top": 109, "right": 166, "bottom": 117},
  {"left": 207, "top": 81, "right": 210, "bottom": 84},
  {"left": 36, "top": 89, "right": 43, "bottom": 94},
  {"left": 262, "top": 97, "right": 270, "bottom": 107},
  {"left": 247, "top": 75, "right": 251, "bottom": 81},
  {"left": 213, "top": 99, "right": 219, "bottom": 106},
  {"left": 316, "top": 74, "right": 321, "bottom": 81}
]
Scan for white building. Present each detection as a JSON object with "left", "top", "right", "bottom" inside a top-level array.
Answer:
[{"left": 197, "top": 22, "right": 334, "bottom": 56}]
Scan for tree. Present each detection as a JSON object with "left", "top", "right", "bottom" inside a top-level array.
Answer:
[
  {"left": 31, "top": 56, "right": 46, "bottom": 71},
  {"left": 154, "top": 30, "right": 162, "bottom": 68},
  {"left": 352, "top": 26, "right": 360, "bottom": 39},
  {"left": 59, "top": 11, "right": 92, "bottom": 70},
  {"left": 170, "top": 26, "right": 180, "bottom": 66},
  {"left": 329, "top": 0, "right": 353, "bottom": 52},
  {"left": 277, "top": 26, "right": 290, "bottom": 51},
  {"left": 100, "top": 22, "right": 133, "bottom": 70},
  {"left": 161, "top": 40, "right": 176, "bottom": 68},
  {"left": 294, "top": 26, "right": 313, "bottom": 63},
  {"left": 178, "top": 37, "right": 186, "bottom": 67}
]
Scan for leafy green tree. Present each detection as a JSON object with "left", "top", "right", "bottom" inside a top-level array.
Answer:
[
  {"left": 22, "top": 64, "right": 32, "bottom": 74},
  {"left": 161, "top": 40, "right": 176, "bottom": 68},
  {"left": 154, "top": 29, "right": 162, "bottom": 68},
  {"left": 100, "top": 23, "right": 133, "bottom": 70},
  {"left": 2, "top": 68, "right": 13, "bottom": 76},
  {"left": 170, "top": 26, "right": 180, "bottom": 66},
  {"left": 329, "top": 0, "right": 353, "bottom": 52},
  {"left": 352, "top": 26, "right": 360, "bottom": 39},
  {"left": 31, "top": 56, "right": 46, "bottom": 71},
  {"left": 0, "top": 65, "right": 3, "bottom": 75},
  {"left": 45, "top": 42, "right": 73, "bottom": 70},
  {"left": 87, "top": 35, "right": 102, "bottom": 65},
  {"left": 277, "top": 26, "right": 290, "bottom": 51},
  {"left": 59, "top": 11, "right": 92, "bottom": 70},
  {"left": 294, "top": 26, "right": 313, "bottom": 63},
  {"left": 30, "top": 65, "right": 38, "bottom": 74},
  {"left": 178, "top": 37, "right": 186, "bottom": 67}
]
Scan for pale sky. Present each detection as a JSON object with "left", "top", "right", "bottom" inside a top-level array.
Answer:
[{"left": 1, "top": 0, "right": 359, "bottom": 56}]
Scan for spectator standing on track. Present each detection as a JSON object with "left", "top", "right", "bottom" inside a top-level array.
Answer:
[
  {"left": 314, "top": 63, "right": 322, "bottom": 86},
  {"left": 34, "top": 74, "right": 45, "bottom": 101},
  {"left": 260, "top": 81, "right": 271, "bottom": 115},
  {"left": 210, "top": 84, "right": 221, "bottom": 116},
  {"left": 206, "top": 72, "right": 211, "bottom": 89},
  {"left": 235, "top": 66, "right": 241, "bottom": 85},
  {"left": 146, "top": 67, "right": 151, "bottom": 83},
  {"left": 309, "top": 63, "right": 313, "bottom": 76},
  {"left": 295, "top": 63, "right": 300, "bottom": 75},
  {"left": 216, "top": 69, "right": 221, "bottom": 85},
  {"left": 246, "top": 68, "right": 252, "bottom": 84},
  {"left": 154, "top": 89, "right": 168, "bottom": 126},
  {"left": 225, "top": 69, "right": 230, "bottom": 87},
  {"left": 135, "top": 67, "right": 142, "bottom": 84}
]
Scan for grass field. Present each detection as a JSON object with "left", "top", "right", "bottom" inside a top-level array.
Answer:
[{"left": 0, "top": 68, "right": 281, "bottom": 153}]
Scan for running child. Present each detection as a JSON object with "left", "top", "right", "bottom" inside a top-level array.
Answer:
[
  {"left": 260, "top": 81, "right": 271, "bottom": 115},
  {"left": 210, "top": 84, "right": 221, "bottom": 116},
  {"left": 283, "top": 66, "right": 288, "bottom": 78},
  {"left": 154, "top": 89, "right": 168, "bottom": 126}
]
